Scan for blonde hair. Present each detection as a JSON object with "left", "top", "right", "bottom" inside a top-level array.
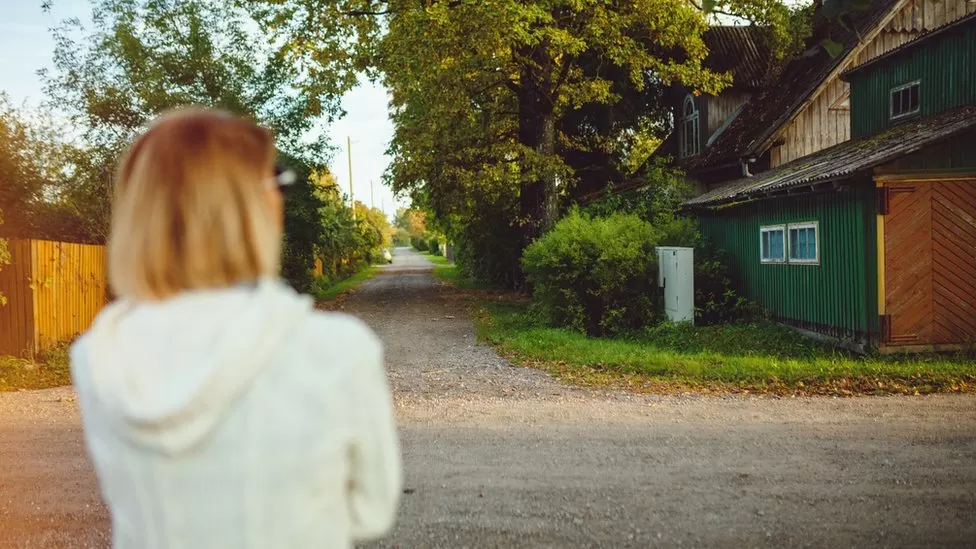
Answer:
[{"left": 109, "top": 108, "right": 280, "bottom": 301}]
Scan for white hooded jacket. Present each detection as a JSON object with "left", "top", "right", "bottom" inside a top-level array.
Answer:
[{"left": 70, "top": 279, "right": 402, "bottom": 549}]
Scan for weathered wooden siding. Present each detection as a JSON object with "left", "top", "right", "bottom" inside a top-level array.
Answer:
[
  {"left": 850, "top": 23, "right": 976, "bottom": 138},
  {"left": 699, "top": 184, "right": 878, "bottom": 339},
  {"left": 705, "top": 92, "right": 751, "bottom": 142},
  {"left": 769, "top": 0, "right": 974, "bottom": 167},
  {"left": 0, "top": 239, "right": 108, "bottom": 357},
  {"left": 0, "top": 240, "right": 36, "bottom": 357},
  {"left": 886, "top": 0, "right": 976, "bottom": 32}
]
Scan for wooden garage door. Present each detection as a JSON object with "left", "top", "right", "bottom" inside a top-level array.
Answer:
[{"left": 884, "top": 180, "right": 976, "bottom": 346}]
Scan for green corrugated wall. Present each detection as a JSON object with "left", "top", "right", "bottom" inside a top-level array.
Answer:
[
  {"left": 850, "top": 23, "right": 976, "bottom": 138},
  {"left": 882, "top": 131, "right": 976, "bottom": 172},
  {"left": 699, "top": 184, "right": 878, "bottom": 340}
]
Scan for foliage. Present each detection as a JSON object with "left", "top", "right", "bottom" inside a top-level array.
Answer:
[
  {"left": 278, "top": 153, "right": 327, "bottom": 292},
  {"left": 310, "top": 177, "right": 385, "bottom": 285},
  {"left": 393, "top": 228, "right": 411, "bottom": 246},
  {"left": 310, "top": 265, "right": 377, "bottom": 302},
  {"left": 693, "top": 243, "right": 761, "bottom": 325},
  {"left": 477, "top": 299, "right": 976, "bottom": 396},
  {"left": 0, "top": 341, "right": 73, "bottom": 392},
  {"left": 522, "top": 210, "right": 662, "bottom": 336},
  {"left": 394, "top": 208, "right": 426, "bottom": 237},
  {"left": 355, "top": 201, "right": 394, "bottom": 249},
  {"left": 428, "top": 238, "right": 441, "bottom": 256},
  {"left": 43, "top": 0, "right": 332, "bottom": 245},
  {"left": 411, "top": 236, "right": 428, "bottom": 252},
  {"left": 246, "top": 0, "right": 811, "bottom": 287},
  {"left": 583, "top": 159, "right": 695, "bottom": 227},
  {"left": 700, "top": 0, "right": 815, "bottom": 60},
  {"left": 0, "top": 95, "right": 88, "bottom": 242},
  {"left": 582, "top": 165, "right": 756, "bottom": 325}
]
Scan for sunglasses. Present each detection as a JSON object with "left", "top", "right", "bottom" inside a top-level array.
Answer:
[{"left": 272, "top": 164, "right": 297, "bottom": 191}]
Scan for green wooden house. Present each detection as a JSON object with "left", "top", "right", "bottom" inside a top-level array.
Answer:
[{"left": 684, "top": 12, "right": 976, "bottom": 353}]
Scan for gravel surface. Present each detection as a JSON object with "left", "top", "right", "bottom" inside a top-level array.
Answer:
[{"left": 1, "top": 247, "right": 975, "bottom": 548}]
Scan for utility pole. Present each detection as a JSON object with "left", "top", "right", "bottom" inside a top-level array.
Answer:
[
  {"left": 370, "top": 179, "right": 375, "bottom": 210},
  {"left": 347, "top": 136, "right": 355, "bottom": 220}
]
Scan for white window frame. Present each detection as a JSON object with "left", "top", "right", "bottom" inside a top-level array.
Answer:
[
  {"left": 679, "top": 94, "right": 700, "bottom": 158},
  {"left": 760, "top": 225, "right": 786, "bottom": 264},
  {"left": 890, "top": 80, "right": 920, "bottom": 121},
  {"left": 787, "top": 221, "right": 820, "bottom": 265}
]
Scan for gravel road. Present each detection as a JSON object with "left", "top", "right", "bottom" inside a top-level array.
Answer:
[{"left": 1, "top": 247, "right": 975, "bottom": 548}]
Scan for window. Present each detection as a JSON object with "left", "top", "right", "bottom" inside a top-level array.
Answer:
[
  {"left": 788, "top": 222, "right": 819, "bottom": 263},
  {"left": 890, "top": 81, "right": 920, "bottom": 120},
  {"left": 680, "top": 94, "right": 700, "bottom": 158},
  {"left": 760, "top": 225, "right": 786, "bottom": 263},
  {"left": 761, "top": 222, "right": 820, "bottom": 265}
]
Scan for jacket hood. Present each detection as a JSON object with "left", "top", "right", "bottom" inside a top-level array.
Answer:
[{"left": 71, "top": 278, "right": 313, "bottom": 455}]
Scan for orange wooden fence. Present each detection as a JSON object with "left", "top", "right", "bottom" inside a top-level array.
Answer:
[{"left": 0, "top": 239, "right": 108, "bottom": 358}]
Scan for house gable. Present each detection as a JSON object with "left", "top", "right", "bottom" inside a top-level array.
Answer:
[
  {"left": 684, "top": 0, "right": 976, "bottom": 179},
  {"left": 768, "top": 0, "right": 976, "bottom": 167},
  {"left": 844, "top": 11, "right": 976, "bottom": 138}
]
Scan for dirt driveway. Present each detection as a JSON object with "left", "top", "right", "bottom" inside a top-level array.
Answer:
[{"left": 1, "top": 247, "right": 975, "bottom": 548}]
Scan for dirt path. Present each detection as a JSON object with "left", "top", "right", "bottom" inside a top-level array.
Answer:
[{"left": 1, "top": 247, "right": 975, "bottom": 548}]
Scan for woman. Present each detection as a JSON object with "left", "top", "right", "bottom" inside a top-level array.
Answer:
[{"left": 70, "top": 108, "right": 402, "bottom": 548}]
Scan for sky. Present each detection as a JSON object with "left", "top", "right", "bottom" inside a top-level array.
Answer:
[{"left": 0, "top": 0, "right": 408, "bottom": 220}]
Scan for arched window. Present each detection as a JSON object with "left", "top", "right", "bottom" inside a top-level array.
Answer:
[{"left": 680, "top": 94, "right": 700, "bottom": 158}]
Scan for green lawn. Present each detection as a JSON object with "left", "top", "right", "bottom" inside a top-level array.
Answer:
[
  {"left": 476, "top": 299, "right": 976, "bottom": 396},
  {"left": 0, "top": 344, "right": 72, "bottom": 392},
  {"left": 425, "top": 254, "right": 490, "bottom": 290},
  {"left": 311, "top": 265, "right": 379, "bottom": 301}
]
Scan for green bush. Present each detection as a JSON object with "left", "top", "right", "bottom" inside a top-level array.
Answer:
[
  {"left": 411, "top": 236, "right": 428, "bottom": 251},
  {"left": 428, "top": 238, "right": 441, "bottom": 256},
  {"left": 693, "top": 242, "right": 760, "bottom": 325},
  {"left": 522, "top": 209, "right": 661, "bottom": 337},
  {"left": 393, "top": 228, "right": 411, "bottom": 246}
]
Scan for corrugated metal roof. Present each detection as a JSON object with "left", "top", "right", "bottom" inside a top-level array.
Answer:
[
  {"left": 684, "top": 105, "right": 976, "bottom": 207},
  {"left": 702, "top": 26, "right": 772, "bottom": 90},
  {"left": 842, "top": 10, "right": 976, "bottom": 80}
]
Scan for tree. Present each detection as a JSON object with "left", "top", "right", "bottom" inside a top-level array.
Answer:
[
  {"left": 0, "top": 94, "right": 85, "bottom": 241},
  {"left": 246, "top": 0, "right": 810, "bottom": 286},
  {"left": 394, "top": 208, "right": 426, "bottom": 237},
  {"left": 43, "top": 0, "right": 335, "bottom": 244},
  {"left": 355, "top": 202, "right": 393, "bottom": 247}
]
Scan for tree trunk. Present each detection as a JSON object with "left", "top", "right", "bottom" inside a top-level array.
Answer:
[{"left": 515, "top": 41, "right": 558, "bottom": 289}]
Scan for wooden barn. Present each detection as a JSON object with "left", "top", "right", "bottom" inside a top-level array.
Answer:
[{"left": 684, "top": 12, "right": 976, "bottom": 352}]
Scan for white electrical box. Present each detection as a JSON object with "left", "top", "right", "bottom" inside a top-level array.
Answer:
[{"left": 656, "top": 246, "right": 694, "bottom": 324}]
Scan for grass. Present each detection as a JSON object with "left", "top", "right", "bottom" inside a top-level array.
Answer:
[
  {"left": 475, "top": 299, "right": 976, "bottom": 396},
  {"left": 423, "top": 252, "right": 491, "bottom": 291},
  {"left": 311, "top": 265, "right": 379, "bottom": 302},
  {"left": 0, "top": 343, "right": 73, "bottom": 392}
]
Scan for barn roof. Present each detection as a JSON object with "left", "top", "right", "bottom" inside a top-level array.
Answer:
[
  {"left": 683, "top": 105, "right": 976, "bottom": 208},
  {"left": 702, "top": 26, "right": 772, "bottom": 90}
]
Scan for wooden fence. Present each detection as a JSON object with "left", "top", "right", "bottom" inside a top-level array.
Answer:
[{"left": 0, "top": 239, "right": 108, "bottom": 358}]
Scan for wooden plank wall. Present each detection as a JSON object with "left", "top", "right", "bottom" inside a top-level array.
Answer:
[
  {"left": 30, "top": 240, "right": 108, "bottom": 353},
  {"left": 0, "top": 239, "right": 108, "bottom": 357},
  {"left": 705, "top": 92, "right": 751, "bottom": 141},
  {"left": 886, "top": 0, "right": 976, "bottom": 33},
  {"left": 769, "top": 0, "right": 975, "bottom": 168},
  {"left": 0, "top": 240, "right": 36, "bottom": 358},
  {"left": 931, "top": 180, "right": 976, "bottom": 344}
]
